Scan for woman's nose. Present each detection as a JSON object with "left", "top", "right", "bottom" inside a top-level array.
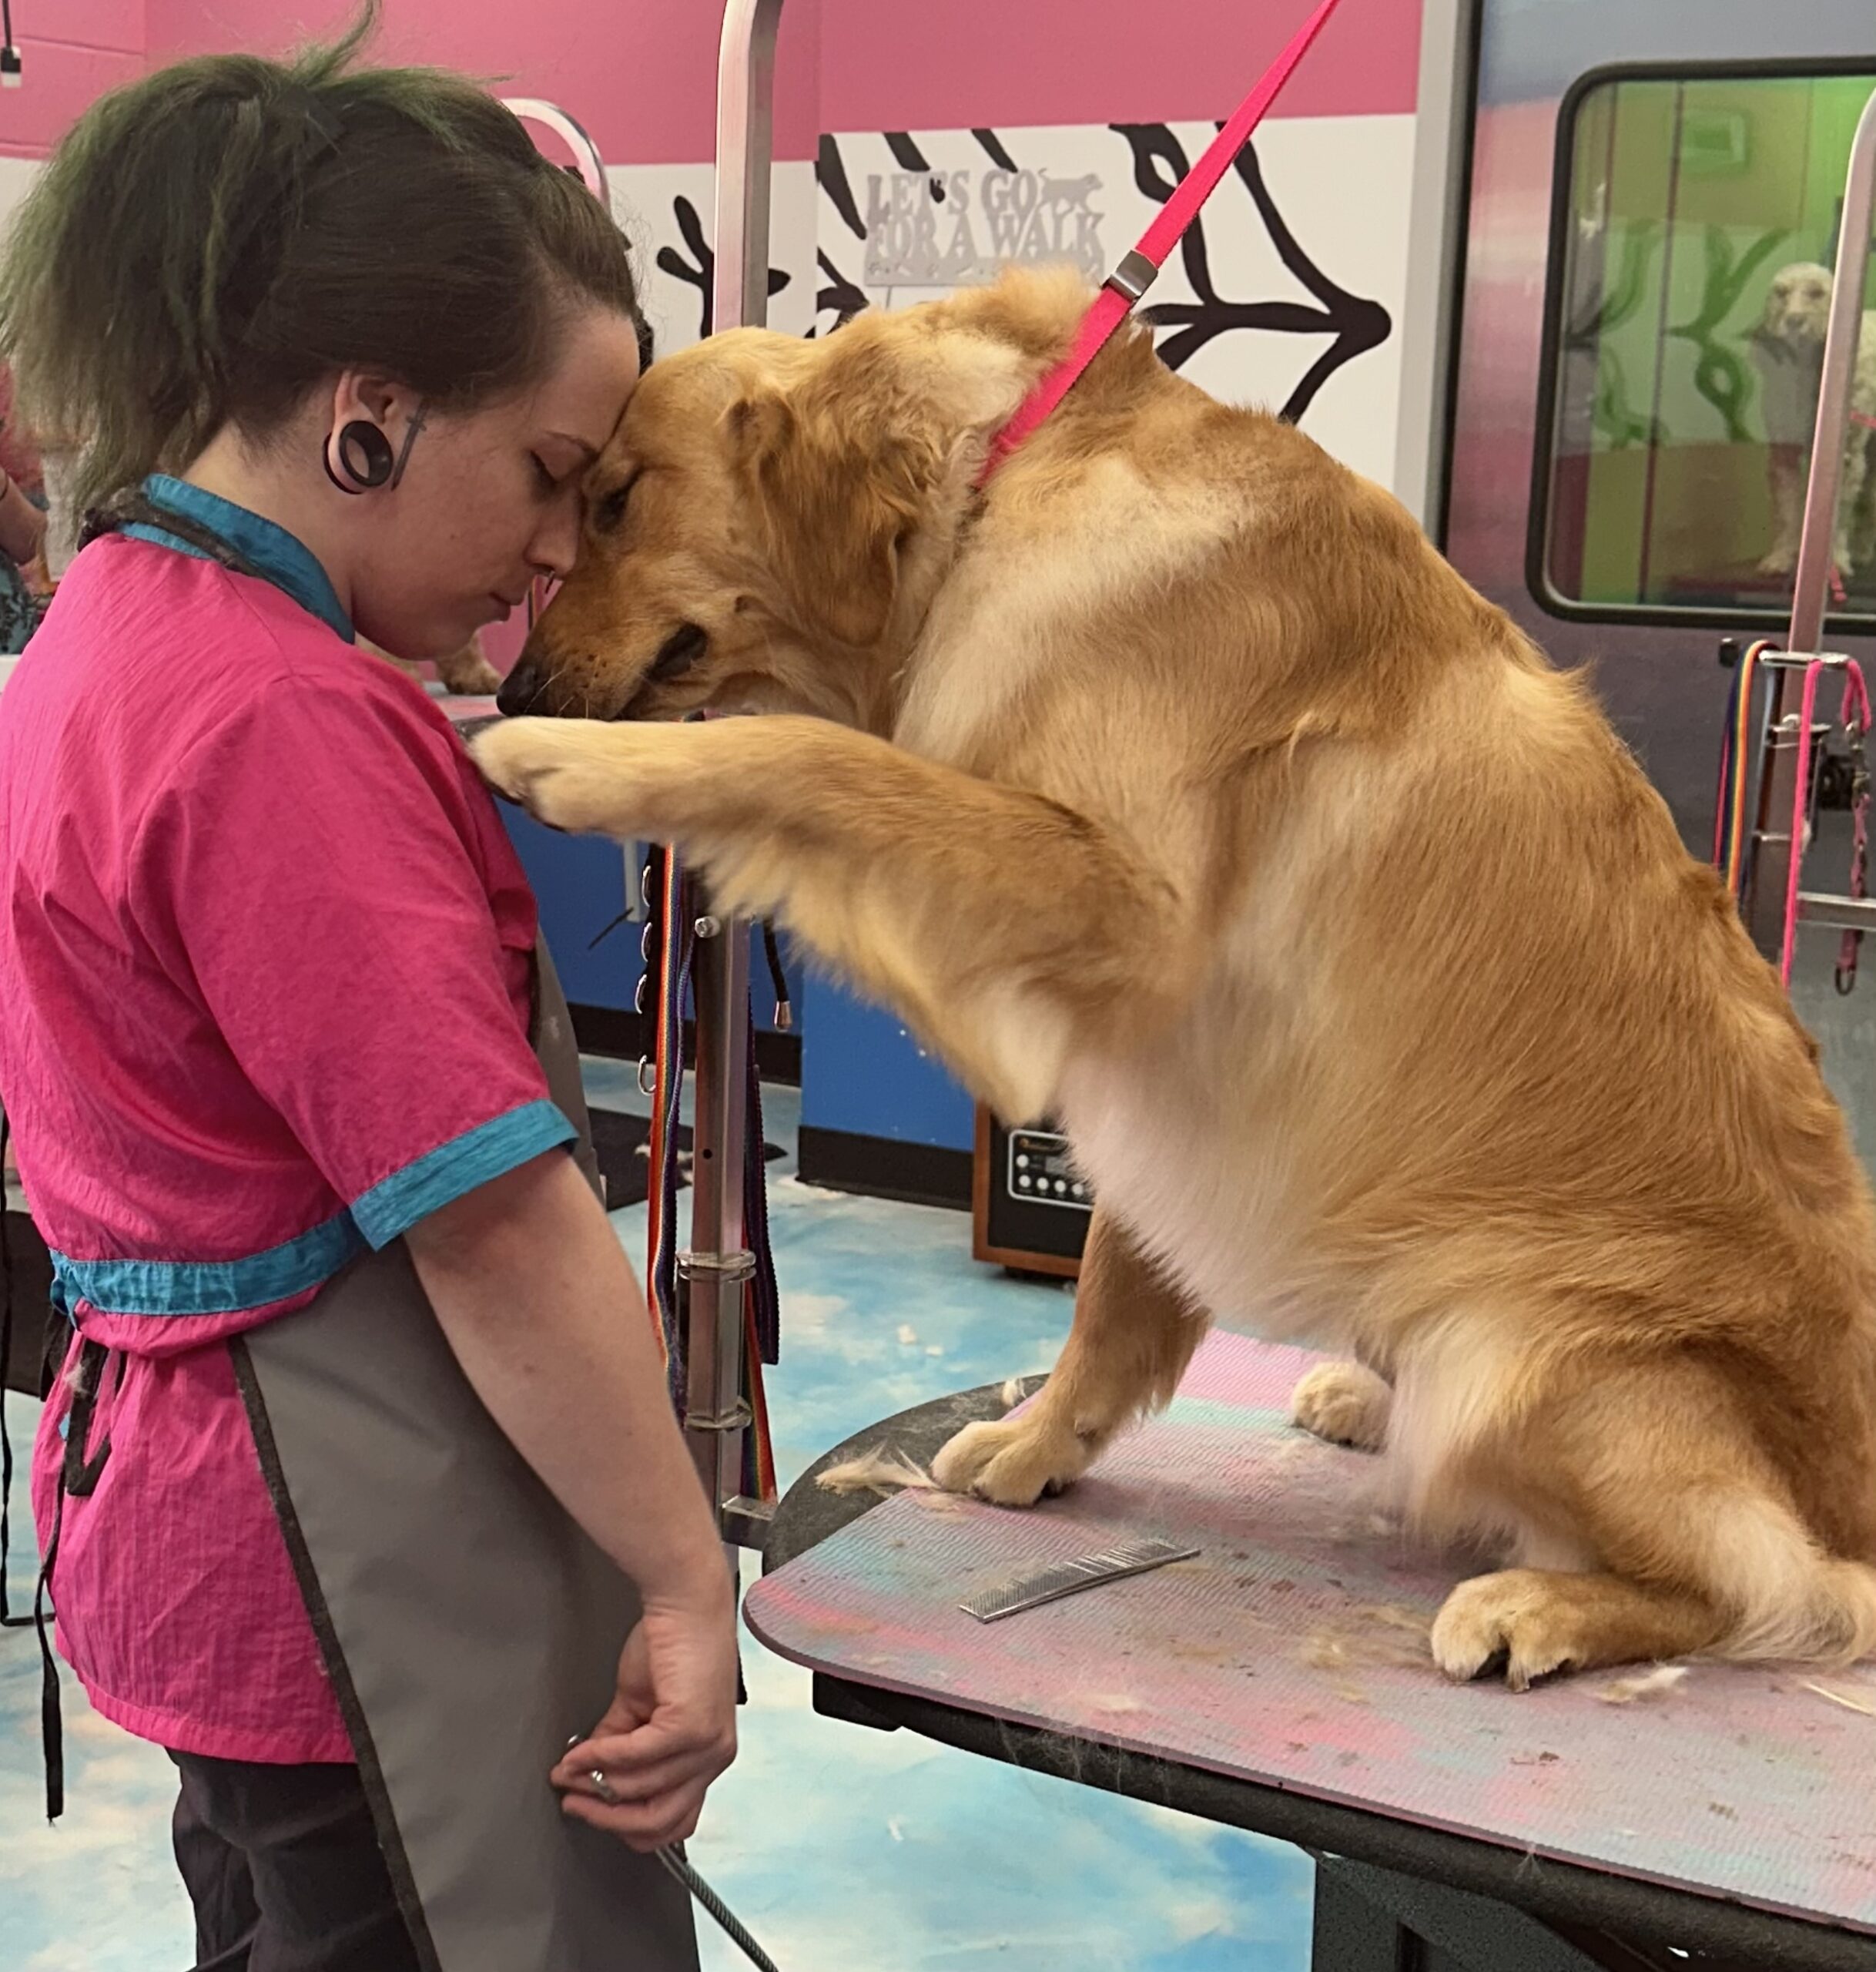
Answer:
[{"left": 530, "top": 503, "right": 582, "bottom": 581}]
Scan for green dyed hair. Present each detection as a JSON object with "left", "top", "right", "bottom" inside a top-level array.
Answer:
[{"left": 0, "top": 7, "right": 643, "bottom": 514}]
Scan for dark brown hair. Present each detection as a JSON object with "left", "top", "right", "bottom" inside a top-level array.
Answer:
[{"left": 0, "top": 6, "right": 644, "bottom": 511}]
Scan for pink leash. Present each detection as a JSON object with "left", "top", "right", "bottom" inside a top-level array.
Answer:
[
  {"left": 1782, "top": 658, "right": 1873, "bottom": 988},
  {"left": 975, "top": 0, "right": 1349, "bottom": 486}
]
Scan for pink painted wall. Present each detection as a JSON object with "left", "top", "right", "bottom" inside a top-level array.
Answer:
[
  {"left": 4, "top": 0, "right": 1420, "bottom": 163},
  {"left": 818, "top": 0, "right": 1422, "bottom": 131},
  {"left": 143, "top": 0, "right": 826, "bottom": 163},
  {"left": 0, "top": 1, "right": 145, "bottom": 159}
]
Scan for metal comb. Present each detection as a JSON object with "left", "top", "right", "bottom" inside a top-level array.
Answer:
[{"left": 959, "top": 1537, "right": 1200, "bottom": 1622}]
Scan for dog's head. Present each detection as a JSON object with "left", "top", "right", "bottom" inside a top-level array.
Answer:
[
  {"left": 1758, "top": 260, "right": 1835, "bottom": 351},
  {"left": 496, "top": 267, "right": 1092, "bottom": 729}
]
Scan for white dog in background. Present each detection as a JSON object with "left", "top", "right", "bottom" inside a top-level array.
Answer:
[{"left": 1750, "top": 260, "right": 1876, "bottom": 579}]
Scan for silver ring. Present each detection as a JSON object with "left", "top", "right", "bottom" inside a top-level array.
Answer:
[{"left": 590, "top": 1769, "right": 620, "bottom": 1806}]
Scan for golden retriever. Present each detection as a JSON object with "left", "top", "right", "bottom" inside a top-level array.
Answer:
[
  {"left": 474, "top": 267, "right": 1876, "bottom": 1686},
  {"left": 1750, "top": 259, "right": 1876, "bottom": 578}
]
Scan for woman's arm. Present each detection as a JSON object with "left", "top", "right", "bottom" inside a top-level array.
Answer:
[
  {"left": 0, "top": 468, "right": 46, "bottom": 569},
  {"left": 406, "top": 1148, "right": 739, "bottom": 1849}
]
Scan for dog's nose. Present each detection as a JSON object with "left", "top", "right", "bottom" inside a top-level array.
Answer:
[{"left": 497, "top": 659, "right": 547, "bottom": 718}]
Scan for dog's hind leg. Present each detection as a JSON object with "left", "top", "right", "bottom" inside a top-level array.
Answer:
[
  {"left": 1429, "top": 1357, "right": 1876, "bottom": 1687},
  {"left": 1432, "top": 1568, "right": 1721, "bottom": 1689},
  {"left": 933, "top": 1207, "right": 1207, "bottom": 1505},
  {"left": 471, "top": 714, "right": 1178, "bottom": 1123},
  {"left": 1291, "top": 1360, "right": 1392, "bottom": 1450}
]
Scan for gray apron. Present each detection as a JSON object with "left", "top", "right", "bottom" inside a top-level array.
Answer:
[{"left": 233, "top": 943, "right": 698, "bottom": 1972}]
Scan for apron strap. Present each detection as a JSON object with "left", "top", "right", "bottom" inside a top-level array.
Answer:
[
  {"left": 79, "top": 491, "right": 273, "bottom": 583},
  {"left": 31, "top": 1335, "right": 116, "bottom": 1821},
  {"left": 1, "top": 1106, "right": 24, "bottom": 1629}
]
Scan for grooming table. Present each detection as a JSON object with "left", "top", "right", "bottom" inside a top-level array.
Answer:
[{"left": 745, "top": 1331, "right": 1876, "bottom": 1972}]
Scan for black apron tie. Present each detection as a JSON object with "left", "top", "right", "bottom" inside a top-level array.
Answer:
[{"left": 33, "top": 1334, "right": 116, "bottom": 1821}]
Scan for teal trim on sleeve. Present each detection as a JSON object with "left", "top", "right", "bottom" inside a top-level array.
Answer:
[
  {"left": 50, "top": 1214, "right": 366, "bottom": 1318},
  {"left": 349, "top": 1099, "right": 578, "bottom": 1249}
]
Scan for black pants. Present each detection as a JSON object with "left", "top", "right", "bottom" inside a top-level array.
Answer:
[{"left": 168, "top": 1752, "right": 423, "bottom": 1972}]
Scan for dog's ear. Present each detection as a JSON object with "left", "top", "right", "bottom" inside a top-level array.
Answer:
[
  {"left": 724, "top": 371, "right": 944, "bottom": 648},
  {"left": 724, "top": 388, "right": 794, "bottom": 470}
]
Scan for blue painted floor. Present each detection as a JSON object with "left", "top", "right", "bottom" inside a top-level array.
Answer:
[{"left": 0, "top": 1066, "right": 1314, "bottom": 1971}]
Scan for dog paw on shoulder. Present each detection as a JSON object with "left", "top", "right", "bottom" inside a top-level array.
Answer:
[{"left": 468, "top": 720, "right": 643, "bottom": 839}]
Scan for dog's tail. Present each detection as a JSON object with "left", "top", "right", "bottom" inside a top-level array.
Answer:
[{"left": 1697, "top": 1493, "right": 1876, "bottom": 1665}]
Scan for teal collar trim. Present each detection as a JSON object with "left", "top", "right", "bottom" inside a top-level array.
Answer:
[{"left": 129, "top": 474, "right": 354, "bottom": 643}]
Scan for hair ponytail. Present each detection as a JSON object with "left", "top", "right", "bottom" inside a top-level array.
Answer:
[{"left": 0, "top": 5, "right": 641, "bottom": 515}]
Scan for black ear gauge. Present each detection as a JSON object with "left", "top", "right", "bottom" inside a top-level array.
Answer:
[{"left": 323, "top": 420, "right": 396, "bottom": 494}]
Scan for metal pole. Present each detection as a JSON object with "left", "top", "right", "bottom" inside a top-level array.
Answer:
[
  {"left": 497, "top": 98, "right": 609, "bottom": 200},
  {"left": 1745, "top": 84, "right": 1876, "bottom": 958},
  {"left": 681, "top": 0, "right": 786, "bottom": 1554}
]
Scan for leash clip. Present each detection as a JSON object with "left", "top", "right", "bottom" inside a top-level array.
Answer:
[{"left": 1104, "top": 250, "right": 1158, "bottom": 308}]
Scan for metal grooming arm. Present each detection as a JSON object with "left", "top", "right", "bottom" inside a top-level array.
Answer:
[
  {"left": 682, "top": 0, "right": 787, "bottom": 1560},
  {"left": 1744, "top": 84, "right": 1876, "bottom": 956},
  {"left": 497, "top": 99, "right": 609, "bottom": 200}
]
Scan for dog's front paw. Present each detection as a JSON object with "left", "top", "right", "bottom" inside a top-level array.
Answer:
[
  {"left": 470, "top": 720, "right": 651, "bottom": 839},
  {"left": 1290, "top": 1361, "right": 1392, "bottom": 1451},
  {"left": 1757, "top": 548, "right": 1797, "bottom": 576},
  {"left": 931, "top": 1414, "right": 1093, "bottom": 1506},
  {"left": 1431, "top": 1570, "right": 1592, "bottom": 1691}
]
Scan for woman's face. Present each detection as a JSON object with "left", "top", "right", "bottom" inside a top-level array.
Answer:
[{"left": 351, "top": 306, "right": 643, "bottom": 660}]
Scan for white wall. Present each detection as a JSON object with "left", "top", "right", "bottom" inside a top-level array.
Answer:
[{"left": 0, "top": 156, "right": 38, "bottom": 244}]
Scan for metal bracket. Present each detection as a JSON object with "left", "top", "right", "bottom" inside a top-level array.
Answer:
[
  {"left": 1104, "top": 248, "right": 1158, "bottom": 307},
  {"left": 1797, "top": 892, "right": 1876, "bottom": 933},
  {"left": 685, "top": 1400, "right": 755, "bottom": 1434},
  {"left": 721, "top": 1495, "right": 776, "bottom": 1551},
  {"left": 677, "top": 1249, "right": 759, "bottom": 1283}
]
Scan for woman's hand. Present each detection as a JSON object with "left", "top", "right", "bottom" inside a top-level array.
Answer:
[
  {"left": 552, "top": 1591, "right": 740, "bottom": 1850},
  {"left": 409, "top": 1152, "right": 745, "bottom": 1850}
]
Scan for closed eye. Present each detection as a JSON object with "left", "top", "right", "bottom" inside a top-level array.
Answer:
[
  {"left": 649, "top": 622, "right": 708, "bottom": 681},
  {"left": 592, "top": 471, "right": 641, "bottom": 533}
]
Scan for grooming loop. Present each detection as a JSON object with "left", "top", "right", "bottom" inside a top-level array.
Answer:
[{"left": 1714, "top": 644, "right": 1874, "bottom": 991}]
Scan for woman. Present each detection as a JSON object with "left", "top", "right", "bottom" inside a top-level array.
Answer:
[{"left": 0, "top": 25, "right": 735, "bottom": 1972}]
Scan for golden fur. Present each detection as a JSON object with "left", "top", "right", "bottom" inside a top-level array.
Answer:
[{"left": 474, "top": 267, "right": 1876, "bottom": 1686}]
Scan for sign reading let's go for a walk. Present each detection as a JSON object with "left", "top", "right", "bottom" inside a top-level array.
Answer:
[{"left": 864, "top": 166, "right": 1107, "bottom": 287}]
